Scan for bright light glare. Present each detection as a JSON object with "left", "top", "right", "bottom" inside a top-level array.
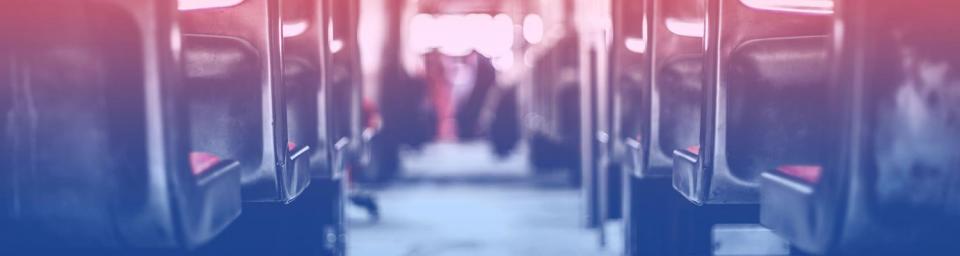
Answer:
[
  {"left": 476, "top": 14, "right": 514, "bottom": 58},
  {"left": 437, "top": 15, "right": 474, "bottom": 56},
  {"left": 330, "top": 39, "right": 344, "bottom": 53},
  {"left": 624, "top": 37, "right": 646, "bottom": 53},
  {"left": 492, "top": 53, "right": 514, "bottom": 71},
  {"left": 465, "top": 14, "right": 495, "bottom": 56},
  {"left": 408, "top": 13, "right": 515, "bottom": 57},
  {"left": 522, "top": 14, "right": 544, "bottom": 44},
  {"left": 326, "top": 19, "right": 345, "bottom": 53},
  {"left": 409, "top": 14, "right": 438, "bottom": 54},
  {"left": 178, "top": 0, "right": 244, "bottom": 11},
  {"left": 283, "top": 21, "right": 309, "bottom": 38}
]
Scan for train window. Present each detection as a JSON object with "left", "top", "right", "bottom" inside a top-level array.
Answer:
[{"left": 178, "top": 0, "right": 245, "bottom": 11}]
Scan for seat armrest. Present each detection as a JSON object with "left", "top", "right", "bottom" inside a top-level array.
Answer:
[
  {"left": 289, "top": 144, "right": 311, "bottom": 161},
  {"left": 673, "top": 147, "right": 704, "bottom": 205},
  {"left": 196, "top": 159, "right": 241, "bottom": 186},
  {"left": 185, "top": 158, "right": 241, "bottom": 248},
  {"left": 759, "top": 169, "right": 822, "bottom": 253}
]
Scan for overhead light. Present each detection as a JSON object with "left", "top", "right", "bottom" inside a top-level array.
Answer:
[
  {"left": 492, "top": 53, "right": 515, "bottom": 71},
  {"left": 178, "top": 0, "right": 244, "bottom": 11},
  {"left": 476, "top": 14, "right": 514, "bottom": 57},
  {"left": 522, "top": 14, "right": 544, "bottom": 44},
  {"left": 409, "top": 13, "right": 439, "bottom": 54},
  {"left": 436, "top": 15, "right": 473, "bottom": 56}
]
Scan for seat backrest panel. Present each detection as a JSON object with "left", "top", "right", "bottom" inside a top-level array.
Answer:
[
  {"left": 649, "top": 0, "right": 704, "bottom": 170},
  {"left": 282, "top": 0, "right": 322, "bottom": 154},
  {"left": 181, "top": 35, "right": 264, "bottom": 173},
  {"left": 283, "top": 57, "right": 319, "bottom": 151},
  {"left": 656, "top": 55, "right": 702, "bottom": 158},
  {"left": 178, "top": 0, "right": 305, "bottom": 202},
  {"left": 725, "top": 36, "right": 833, "bottom": 181},
  {"left": 14, "top": 2, "right": 148, "bottom": 244}
]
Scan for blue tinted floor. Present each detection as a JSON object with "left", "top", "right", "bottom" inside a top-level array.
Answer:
[{"left": 346, "top": 142, "right": 621, "bottom": 256}]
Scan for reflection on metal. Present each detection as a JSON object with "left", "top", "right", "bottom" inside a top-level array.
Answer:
[
  {"left": 178, "top": 0, "right": 244, "bottom": 11},
  {"left": 625, "top": 37, "right": 646, "bottom": 53},
  {"left": 739, "top": 0, "right": 834, "bottom": 15},
  {"left": 283, "top": 20, "right": 309, "bottom": 38},
  {"left": 330, "top": 39, "right": 344, "bottom": 53},
  {"left": 665, "top": 18, "right": 704, "bottom": 38}
]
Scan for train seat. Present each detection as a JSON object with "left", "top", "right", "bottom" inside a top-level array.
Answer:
[
  {"left": 761, "top": 0, "right": 960, "bottom": 253},
  {"left": 666, "top": 0, "right": 833, "bottom": 254},
  {"left": 0, "top": 0, "right": 242, "bottom": 249},
  {"left": 179, "top": 0, "right": 311, "bottom": 203},
  {"left": 725, "top": 35, "right": 831, "bottom": 185},
  {"left": 673, "top": 0, "right": 832, "bottom": 205},
  {"left": 644, "top": 0, "right": 704, "bottom": 178},
  {"left": 622, "top": 0, "right": 707, "bottom": 253},
  {"left": 281, "top": 0, "right": 329, "bottom": 180}
]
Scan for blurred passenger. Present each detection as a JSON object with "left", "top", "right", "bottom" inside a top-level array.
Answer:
[
  {"left": 457, "top": 52, "right": 496, "bottom": 140},
  {"left": 489, "top": 84, "right": 520, "bottom": 158},
  {"left": 424, "top": 51, "right": 458, "bottom": 141}
]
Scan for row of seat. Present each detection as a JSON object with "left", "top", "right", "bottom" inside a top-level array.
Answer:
[
  {"left": 0, "top": 0, "right": 360, "bottom": 253},
  {"left": 573, "top": 0, "right": 960, "bottom": 254}
]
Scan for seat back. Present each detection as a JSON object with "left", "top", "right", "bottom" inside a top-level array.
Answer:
[
  {"left": 701, "top": 0, "right": 835, "bottom": 202},
  {"left": 832, "top": 0, "right": 960, "bottom": 251},
  {"left": 8, "top": 1, "right": 149, "bottom": 246},
  {"left": 672, "top": 0, "right": 833, "bottom": 204},
  {"left": 328, "top": 0, "right": 364, "bottom": 173},
  {"left": 645, "top": 0, "right": 705, "bottom": 177},
  {"left": 766, "top": 0, "right": 960, "bottom": 253},
  {"left": 282, "top": 0, "right": 330, "bottom": 177},
  {"left": 179, "top": 0, "right": 311, "bottom": 202},
  {"left": 1, "top": 0, "right": 241, "bottom": 248},
  {"left": 612, "top": 0, "right": 651, "bottom": 175}
]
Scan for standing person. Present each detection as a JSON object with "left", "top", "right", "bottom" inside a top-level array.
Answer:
[
  {"left": 456, "top": 52, "right": 496, "bottom": 140},
  {"left": 424, "top": 51, "right": 458, "bottom": 141}
]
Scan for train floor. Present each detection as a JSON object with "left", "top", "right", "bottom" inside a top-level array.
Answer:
[{"left": 347, "top": 141, "right": 623, "bottom": 256}]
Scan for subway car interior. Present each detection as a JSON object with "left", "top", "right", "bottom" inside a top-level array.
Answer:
[{"left": 2, "top": 0, "right": 960, "bottom": 255}]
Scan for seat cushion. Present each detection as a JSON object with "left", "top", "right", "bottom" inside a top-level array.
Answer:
[
  {"left": 775, "top": 165, "right": 822, "bottom": 184},
  {"left": 190, "top": 152, "right": 222, "bottom": 176}
]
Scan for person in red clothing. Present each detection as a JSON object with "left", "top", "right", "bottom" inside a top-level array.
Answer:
[{"left": 424, "top": 51, "right": 458, "bottom": 141}]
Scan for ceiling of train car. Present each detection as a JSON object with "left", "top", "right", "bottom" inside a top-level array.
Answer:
[{"left": 417, "top": 0, "right": 504, "bottom": 14}]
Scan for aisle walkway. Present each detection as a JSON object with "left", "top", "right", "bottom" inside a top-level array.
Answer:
[{"left": 346, "top": 142, "right": 620, "bottom": 256}]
